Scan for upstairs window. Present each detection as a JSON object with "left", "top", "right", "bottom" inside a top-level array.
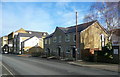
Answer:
[
  {"left": 65, "top": 34, "right": 70, "bottom": 42},
  {"left": 53, "top": 37, "right": 57, "bottom": 42},
  {"left": 48, "top": 38, "right": 51, "bottom": 44},
  {"left": 59, "top": 36, "right": 62, "bottom": 43},
  {"left": 45, "top": 39, "right": 47, "bottom": 44},
  {"left": 73, "top": 34, "right": 76, "bottom": 42}
]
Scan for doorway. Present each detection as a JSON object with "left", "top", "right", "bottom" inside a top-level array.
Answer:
[
  {"left": 58, "top": 47, "right": 61, "bottom": 56},
  {"left": 72, "top": 47, "right": 76, "bottom": 58},
  {"left": 47, "top": 48, "right": 50, "bottom": 57}
]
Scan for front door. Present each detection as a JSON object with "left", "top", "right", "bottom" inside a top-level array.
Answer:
[
  {"left": 47, "top": 48, "right": 50, "bottom": 57},
  {"left": 58, "top": 47, "right": 61, "bottom": 56},
  {"left": 72, "top": 48, "right": 76, "bottom": 58}
]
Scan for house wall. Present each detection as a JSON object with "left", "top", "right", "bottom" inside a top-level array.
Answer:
[
  {"left": 44, "top": 28, "right": 66, "bottom": 57},
  {"left": 22, "top": 36, "right": 43, "bottom": 54},
  {"left": 80, "top": 22, "right": 108, "bottom": 50},
  {"left": 8, "top": 28, "right": 28, "bottom": 53},
  {"left": 1, "top": 36, "right": 8, "bottom": 47},
  {"left": 111, "top": 32, "right": 120, "bottom": 63},
  {"left": 80, "top": 22, "right": 108, "bottom": 60},
  {"left": 8, "top": 32, "right": 14, "bottom": 53},
  {"left": 13, "top": 36, "right": 30, "bottom": 54},
  {"left": 44, "top": 28, "right": 79, "bottom": 58}
]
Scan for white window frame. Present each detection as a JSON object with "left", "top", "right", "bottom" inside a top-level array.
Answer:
[
  {"left": 53, "top": 37, "right": 57, "bottom": 42},
  {"left": 49, "top": 38, "right": 51, "bottom": 44},
  {"left": 65, "top": 34, "right": 70, "bottom": 42},
  {"left": 59, "top": 36, "right": 62, "bottom": 43},
  {"left": 100, "top": 34, "right": 105, "bottom": 47},
  {"left": 45, "top": 39, "right": 47, "bottom": 44},
  {"left": 73, "top": 34, "right": 76, "bottom": 42}
]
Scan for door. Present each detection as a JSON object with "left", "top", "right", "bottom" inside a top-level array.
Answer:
[
  {"left": 47, "top": 48, "right": 50, "bottom": 57},
  {"left": 72, "top": 48, "right": 76, "bottom": 58},
  {"left": 58, "top": 47, "right": 61, "bottom": 56}
]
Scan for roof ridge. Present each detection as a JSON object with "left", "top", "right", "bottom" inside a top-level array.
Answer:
[
  {"left": 66, "top": 20, "right": 97, "bottom": 29},
  {"left": 26, "top": 30, "right": 47, "bottom": 33}
]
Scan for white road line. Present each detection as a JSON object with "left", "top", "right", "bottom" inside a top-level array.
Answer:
[{"left": 2, "top": 64, "right": 14, "bottom": 76}]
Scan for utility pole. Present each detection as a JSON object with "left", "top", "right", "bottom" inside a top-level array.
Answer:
[{"left": 75, "top": 12, "right": 78, "bottom": 61}]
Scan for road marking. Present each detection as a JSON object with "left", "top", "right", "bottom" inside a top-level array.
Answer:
[{"left": 2, "top": 64, "right": 14, "bottom": 76}]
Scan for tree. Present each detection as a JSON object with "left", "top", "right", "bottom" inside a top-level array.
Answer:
[{"left": 83, "top": 2, "right": 119, "bottom": 40}]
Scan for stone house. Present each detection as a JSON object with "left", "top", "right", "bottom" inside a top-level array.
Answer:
[{"left": 44, "top": 20, "right": 108, "bottom": 60}]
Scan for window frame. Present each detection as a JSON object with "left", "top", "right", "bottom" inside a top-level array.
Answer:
[
  {"left": 65, "top": 34, "right": 70, "bottom": 42},
  {"left": 73, "top": 34, "right": 76, "bottom": 42},
  {"left": 58, "top": 36, "right": 62, "bottom": 43}
]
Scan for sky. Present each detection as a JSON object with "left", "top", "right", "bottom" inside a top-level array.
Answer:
[{"left": 1, "top": 2, "right": 93, "bottom": 36}]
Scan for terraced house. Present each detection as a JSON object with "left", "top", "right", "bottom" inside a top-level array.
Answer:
[
  {"left": 8, "top": 28, "right": 48, "bottom": 54},
  {"left": 44, "top": 20, "right": 108, "bottom": 60}
]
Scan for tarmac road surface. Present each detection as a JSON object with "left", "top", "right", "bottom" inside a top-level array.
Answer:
[{"left": 1, "top": 54, "right": 119, "bottom": 76}]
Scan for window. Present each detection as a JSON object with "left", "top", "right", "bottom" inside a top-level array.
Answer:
[
  {"left": 45, "top": 39, "right": 47, "bottom": 44},
  {"left": 66, "top": 47, "right": 70, "bottom": 53},
  {"left": 48, "top": 38, "right": 51, "bottom": 44},
  {"left": 53, "top": 37, "right": 57, "bottom": 42},
  {"left": 59, "top": 36, "right": 62, "bottom": 43},
  {"left": 73, "top": 34, "right": 76, "bottom": 42},
  {"left": 29, "top": 32, "right": 32, "bottom": 34},
  {"left": 65, "top": 34, "right": 70, "bottom": 42},
  {"left": 43, "top": 33, "right": 46, "bottom": 36},
  {"left": 100, "top": 34, "right": 105, "bottom": 47}
]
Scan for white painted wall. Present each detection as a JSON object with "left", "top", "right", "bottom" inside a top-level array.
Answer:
[{"left": 24, "top": 36, "right": 40, "bottom": 47}]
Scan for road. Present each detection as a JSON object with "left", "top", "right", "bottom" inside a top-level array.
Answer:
[
  {"left": 1, "top": 54, "right": 119, "bottom": 76},
  {"left": 0, "top": 54, "right": 13, "bottom": 76}
]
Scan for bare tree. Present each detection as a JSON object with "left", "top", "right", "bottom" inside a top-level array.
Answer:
[
  {"left": 83, "top": 2, "right": 119, "bottom": 40},
  {"left": 84, "top": 2, "right": 119, "bottom": 29}
]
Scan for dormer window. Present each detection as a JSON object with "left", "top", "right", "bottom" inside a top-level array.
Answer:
[
  {"left": 29, "top": 32, "right": 32, "bottom": 34},
  {"left": 15, "top": 32, "right": 18, "bottom": 35},
  {"left": 43, "top": 33, "right": 46, "bottom": 36}
]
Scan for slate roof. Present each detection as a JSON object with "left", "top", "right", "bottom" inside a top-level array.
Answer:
[
  {"left": 112, "top": 29, "right": 120, "bottom": 36},
  {"left": 45, "top": 33, "right": 54, "bottom": 39},
  {"left": 26, "top": 30, "right": 48, "bottom": 36},
  {"left": 45, "top": 20, "right": 97, "bottom": 39},
  {"left": 18, "top": 33, "right": 42, "bottom": 38},
  {"left": 59, "top": 20, "right": 97, "bottom": 33},
  {"left": 22, "top": 36, "right": 37, "bottom": 43}
]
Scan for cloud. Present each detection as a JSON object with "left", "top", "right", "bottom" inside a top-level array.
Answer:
[
  {"left": 0, "top": 3, "right": 2, "bottom": 37},
  {"left": 2, "top": 2, "right": 92, "bottom": 36},
  {"left": 54, "top": 2, "right": 85, "bottom": 27},
  {"left": 1, "top": 0, "right": 97, "bottom": 2},
  {"left": 2, "top": 2, "right": 54, "bottom": 35}
]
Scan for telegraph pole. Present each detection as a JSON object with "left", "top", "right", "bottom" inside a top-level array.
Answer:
[{"left": 75, "top": 12, "right": 78, "bottom": 61}]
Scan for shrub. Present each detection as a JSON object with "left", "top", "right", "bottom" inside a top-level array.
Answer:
[{"left": 31, "top": 51, "right": 41, "bottom": 57}]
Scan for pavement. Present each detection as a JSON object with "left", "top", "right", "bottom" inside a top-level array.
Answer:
[
  {"left": 17, "top": 54, "right": 31, "bottom": 57},
  {"left": 68, "top": 60, "right": 119, "bottom": 73},
  {"left": 2, "top": 54, "right": 119, "bottom": 75},
  {"left": 17, "top": 54, "right": 119, "bottom": 73}
]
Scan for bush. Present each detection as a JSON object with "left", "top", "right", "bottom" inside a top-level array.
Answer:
[{"left": 31, "top": 51, "right": 41, "bottom": 57}]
